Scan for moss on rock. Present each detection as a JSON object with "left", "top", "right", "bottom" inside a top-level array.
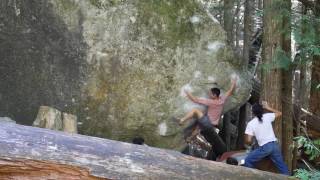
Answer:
[
  {"left": 136, "top": 0, "right": 202, "bottom": 48},
  {"left": 89, "top": 0, "right": 121, "bottom": 9}
]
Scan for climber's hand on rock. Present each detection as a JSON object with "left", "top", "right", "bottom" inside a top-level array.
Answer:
[
  {"left": 179, "top": 120, "right": 184, "bottom": 125},
  {"left": 231, "top": 77, "right": 237, "bottom": 84}
]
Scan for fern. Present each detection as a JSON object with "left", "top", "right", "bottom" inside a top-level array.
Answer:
[
  {"left": 294, "top": 169, "right": 320, "bottom": 180},
  {"left": 294, "top": 137, "right": 320, "bottom": 180},
  {"left": 294, "top": 136, "right": 320, "bottom": 161}
]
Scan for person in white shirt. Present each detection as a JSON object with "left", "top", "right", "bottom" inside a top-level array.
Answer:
[{"left": 244, "top": 102, "right": 289, "bottom": 175}]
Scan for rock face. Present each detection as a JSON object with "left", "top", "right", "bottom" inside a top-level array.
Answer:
[{"left": 0, "top": 0, "right": 252, "bottom": 149}]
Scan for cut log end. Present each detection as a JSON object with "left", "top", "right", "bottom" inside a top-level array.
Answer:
[{"left": 0, "top": 159, "right": 105, "bottom": 180}]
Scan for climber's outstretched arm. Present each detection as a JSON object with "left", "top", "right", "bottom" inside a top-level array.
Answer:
[
  {"left": 185, "top": 91, "right": 211, "bottom": 106},
  {"left": 225, "top": 78, "right": 237, "bottom": 98},
  {"left": 185, "top": 91, "right": 198, "bottom": 103}
]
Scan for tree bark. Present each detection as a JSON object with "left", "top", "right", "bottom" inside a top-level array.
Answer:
[
  {"left": 0, "top": 122, "right": 289, "bottom": 180},
  {"left": 282, "top": 75, "right": 293, "bottom": 172},
  {"left": 299, "top": 62, "right": 309, "bottom": 109},
  {"left": 292, "top": 71, "right": 301, "bottom": 170},
  {"left": 237, "top": 104, "right": 248, "bottom": 149},
  {"left": 261, "top": 0, "right": 283, "bottom": 143},
  {"left": 224, "top": 0, "right": 235, "bottom": 47},
  {"left": 235, "top": 0, "right": 242, "bottom": 51},
  {"left": 309, "top": 56, "right": 320, "bottom": 116},
  {"left": 281, "top": 0, "right": 293, "bottom": 173},
  {"left": 305, "top": 114, "right": 320, "bottom": 136},
  {"left": 257, "top": 0, "right": 263, "bottom": 10},
  {"left": 309, "top": 1, "right": 320, "bottom": 131},
  {"left": 222, "top": 113, "right": 231, "bottom": 151},
  {"left": 298, "top": 5, "right": 309, "bottom": 110},
  {"left": 243, "top": 0, "right": 254, "bottom": 68}
]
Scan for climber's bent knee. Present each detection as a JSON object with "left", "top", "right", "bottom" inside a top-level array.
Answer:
[{"left": 191, "top": 109, "right": 204, "bottom": 119}]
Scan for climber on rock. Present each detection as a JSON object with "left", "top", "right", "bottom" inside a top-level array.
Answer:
[{"left": 179, "top": 78, "right": 237, "bottom": 159}]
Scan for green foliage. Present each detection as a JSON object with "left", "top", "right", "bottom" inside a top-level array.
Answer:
[
  {"left": 295, "top": 169, "right": 311, "bottom": 180},
  {"left": 261, "top": 1, "right": 320, "bottom": 71},
  {"left": 260, "top": 47, "right": 292, "bottom": 71},
  {"left": 294, "top": 136, "right": 320, "bottom": 160},
  {"left": 255, "top": 9, "right": 263, "bottom": 17},
  {"left": 293, "top": 136, "right": 320, "bottom": 180},
  {"left": 293, "top": 13, "right": 320, "bottom": 62},
  {"left": 259, "top": 0, "right": 293, "bottom": 71},
  {"left": 294, "top": 169, "right": 320, "bottom": 180},
  {"left": 274, "top": 47, "right": 292, "bottom": 70}
]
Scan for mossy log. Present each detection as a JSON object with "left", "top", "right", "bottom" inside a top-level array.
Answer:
[{"left": 0, "top": 122, "right": 288, "bottom": 180}]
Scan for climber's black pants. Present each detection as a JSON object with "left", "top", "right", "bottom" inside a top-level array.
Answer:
[{"left": 198, "top": 115, "right": 227, "bottom": 158}]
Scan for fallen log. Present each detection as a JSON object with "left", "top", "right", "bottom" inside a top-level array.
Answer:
[{"left": 0, "top": 122, "right": 289, "bottom": 180}]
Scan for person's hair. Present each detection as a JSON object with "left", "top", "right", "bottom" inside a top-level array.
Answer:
[
  {"left": 132, "top": 137, "right": 145, "bottom": 145},
  {"left": 252, "top": 103, "right": 263, "bottom": 123},
  {"left": 211, "top": 88, "right": 220, "bottom": 97},
  {"left": 226, "top": 157, "right": 238, "bottom": 165}
]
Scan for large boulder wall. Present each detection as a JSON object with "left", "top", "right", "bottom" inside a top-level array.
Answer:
[{"left": 0, "top": 0, "right": 252, "bottom": 149}]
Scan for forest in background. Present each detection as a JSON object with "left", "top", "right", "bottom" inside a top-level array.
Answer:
[{"left": 201, "top": 0, "right": 319, "bottom": 178}]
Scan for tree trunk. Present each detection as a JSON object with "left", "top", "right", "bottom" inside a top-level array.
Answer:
[
  {"left": 309, "top": 53, "right": 320, "bottom": 129},
  {"left": 224, "top": 0, "right": 235, "bottom": 47},
  {"left": 292, "top": 71, "right": 301, "bottom": 170},
  {"left": 261, "top": 0, "right": 283, "bottom": 143},
  {"left": 235, "top": 0, "right": 242, "bottom": 52},
  {"left": 298, "top": 4, "right": 309, "bottom": 110},
  {"left": 237, "top": 104, "right": 248, "bottom": 149},
  {"left": 222, "top": 113, "right": 231, "bottom": 151},
  {"left": 281, "top": 0, "right": 293, "bottom": 173},
  {"left": 309, "top": 2, "right": 320, "bottom": 131},
  {"left": 281, "top": 42, "right": 293, "bottom": 172},
  {"left": 243, "top": 0, "right": 254, "bottom": 68},
  {"left": 0, "top": 122, "right": 289, "bottom": 180},
  {"left": 299, "top": 62, "right": 309, "bottom": 109},
  {"left": 257, "top": 0, "right": 263, "bottom": 10}
]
